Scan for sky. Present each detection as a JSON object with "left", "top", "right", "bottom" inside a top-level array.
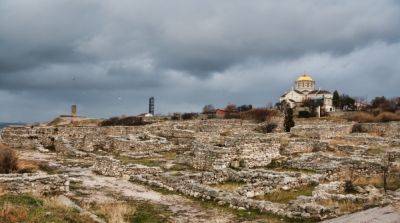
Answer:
[{"left": 1, "top": 0, "right": 400, "bottom": 122}]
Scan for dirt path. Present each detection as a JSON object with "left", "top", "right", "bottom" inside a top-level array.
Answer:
[
  {"left": 19, "top": 149, "right": 235, "bottom": 223},
  {"left": 78, "top": 169, "right": 234, "bottom": 223}
]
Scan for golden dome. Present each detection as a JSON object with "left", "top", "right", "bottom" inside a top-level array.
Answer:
[{"left": 296, "top": 74, "right": 313, "bottom": 81}]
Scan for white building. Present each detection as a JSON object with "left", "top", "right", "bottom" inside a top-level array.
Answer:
[{"left": 280, "top": 74, "right": 335, "bottom": 112}]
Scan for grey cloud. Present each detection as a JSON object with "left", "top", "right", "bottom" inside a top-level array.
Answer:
[{"left": 0, "top": 0, "right": 400, "bottom": 122}]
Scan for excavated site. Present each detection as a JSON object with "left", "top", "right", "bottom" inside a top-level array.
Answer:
[{"left": 1, "top": 117, "right": 400, "bottom": 222}]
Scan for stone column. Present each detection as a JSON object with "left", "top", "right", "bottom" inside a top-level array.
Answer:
[
  {"left": 316, "top": 106, "right": 321, "bottom": 118},
  {"left": 71, "top": 105, "right": 77, "bottom": 117}
]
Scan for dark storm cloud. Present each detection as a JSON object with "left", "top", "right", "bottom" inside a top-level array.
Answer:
[{"left": 1, "top": 0, "right": 400, "bottom": 122}]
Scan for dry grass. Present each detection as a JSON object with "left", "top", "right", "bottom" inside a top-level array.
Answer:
[
  {"left": 279, "top": 138, "right": 289, "bottom": 148},
  {"left": 348, "top": 111, "right": 400, "bottom": 123},
  {"left": 0, "top": 194, "right": 95, "bottom": 223},
  {"left": 0, "top": 145, "right": 18, "bottom": 174},
  {"left": 318, "top": 199, "right": 363, "bottom": 213},
  {"left": 368, "top": 129, "right": 386, "bottom": 137},
  {"left": 160, "top": 151, "right": 177, "bottom": 160},
  {"left": 212, "top": 181, "right": 246, "bottom": 192},
  {"left": 0, "top": 186, "right": 4, "bottom": 196},
  {"left": 365, "top": 147, "right": 385, "bottom": 156},
  {"left": 352, "top": 175, "right": 400, "bottom": 190},
  {"left": 96, "top": 203, "right": 135, "bottom": 223},
  {"left": 255, "top": 185, "right": 315, "bottom": 203},
  {"left": 17, "top": 160, "right": 39, "bottom": 173},
  {"left": 0, "top": 202, "right": 29, "bottom": 223},
  {"left": 240, "top": 108, "right": 279, "bottom": 123},
  {"left": 328, "top": 149, "right": 349, "bottom": 157},
  {"left": 353, "top": 175, "right": 383, "bottom": 188},
  {"left": 220, "top": 129, "right": 232, "bottom": 136},
  {"left": 376, "top": 112, "right": 400, "bottom": 122},
  {"left": 329, "top": 138, "right": 349, "bottom": 146},
  {"left": 347, "top": 112, "right": 376, "bottom": 123}
]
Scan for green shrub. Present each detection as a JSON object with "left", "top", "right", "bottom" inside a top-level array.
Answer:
[
  {"left": 298, "top": 111, "right": 312, "bottom": 118},
  {"left": 351, "top": 123, "right": 365, "bottom": 133},
  {"left": 181, "top": 112, "right": 198, "bottom": 120},
  {"left": 100, "top": 116, "right": 148, "bottom": 126},
  {"left": 284, "top": 108, "right": 295, "bottom": 132},
  {"left": 255, "top": 123, "right": 278, "bottom": 133}
]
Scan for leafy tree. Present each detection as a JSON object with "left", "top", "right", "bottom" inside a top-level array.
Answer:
[
  {"left": 370, "top": 96, "right": 397, "bottom": 112},
  {"left": 202, "top": 104, "right": 215, "bottom": 114},
  {"left": 284, "top": 107, "right": 295, "bottom": 132},
  {"left": 237, "top": 104, "right": 253, "bottom": 112},
  {"left": 340, "top": 94, "right": 356, "bottom": 110},
  {"left": 333, "top": 90, "right": 340, "bottom": 108},
  {"left": 225, "top": 104, "right": 239, "bottom": 119},
  {"left": 371, "top": 96, "right": 387, "bottom": 108},
  {"left": 301, "top": 98, "right": 323, "bottom": 117}
]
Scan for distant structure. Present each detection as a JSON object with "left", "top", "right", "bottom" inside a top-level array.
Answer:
[
  {"left": 71, "top": 105, "right": 77, "bottom": 117},
  {"left": 149, "top": 97, "right": 155, "bottom": 115},
  {"left": 280, "top": 74, "right": 335, "bottom": 112}
]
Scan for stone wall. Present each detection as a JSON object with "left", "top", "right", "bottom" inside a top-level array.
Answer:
[
  {"left": 1, "top": 126, "right": 172, "bottom": 154},
  {"left": 0, "top": 173, "right": 69, "bottom": 195},
  {"left": 290, "top": 124, "right": 353, "bottom": 139},
  {"left": 92, "top": 156, "right": 162, "bottom": 177},
  {"left": 352, "top": 122, "right": 400, "bottom": 138}
]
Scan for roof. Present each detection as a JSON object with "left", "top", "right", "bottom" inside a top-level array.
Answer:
[
  {"left": 297, "top": 74, "right": 314, "bottom": 81},
  {"left": 294, "top": 90, "right": 304, "bottom": 94},
  {"left": 309, "top": 89, "right": 331, "bottom": 94},
  {"left": 280, "top": 90, "right": 303, "bottom": 98}
]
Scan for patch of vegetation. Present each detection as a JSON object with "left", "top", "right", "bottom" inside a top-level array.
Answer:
[
  {"left": 318, "top": 199, "right": 365, "bottom": 213},
  {"left": 344, "top": 180, "right": 357, "bottom": 194},
  {"left": 255, "top": 123, "right": 278, "bottom": 133},
  {"left": 159, "top": 151, "right": 177, "bottom": 160},
  {"left": 91, "top": 202, "right": 135, "bottom": 223},
  {"left": 100, "top": 116, "right": 149, "bottom": 126},
  {"left": 0, "top": 194, "right": 95, "bottom": 223},
  {"left": 0, "top": 147, "right": 18, "bottom": 174},
  {"left": 365, "top": 147, "right": 385, "bottom": 156},
  {"left": 116, "top": 154, "right": 162, "bottom": 167},
  {"left": 353, "top": 174, "right": 400, "bottom": 190},
  {"left": 255, "top": 185, "right": 315, "bottom": 203},
  {"left": 211, "top": 181, "right": 246, "bottom": 192},
  {"left": 167, "top": 163, "right": 195, "bottom": 172},
  {"left": 197, "top": 197, "right": 316, "bottom": 223},
  {"left": 69, "top": 181, "right": 83, "bottom": 191},
  {"left": 133, "top": 180, "right": 315, "bottom": 223},
  {"left": 181, "top": 112, "right": 199, "bottom": 120},
  {"left": 17, "top": 159, "right": 39, "bottom": 173},
  {"left": 264, "top": 160, "right": 317, "bottom": 174},
  {"left": 348, "top": 111, "right": 400, "bottom": 123},
  {"left": 271, "top": 167, "right": 317, "bottom": 174},
  {"left": 284, "top": 107, "right": 295, "bottom": 132},
  {"left": 129, "top": 201, "right": 172, "bottom": 223},
  {"left": 240, "top": 108, "right": 279, "bottom": 123}
]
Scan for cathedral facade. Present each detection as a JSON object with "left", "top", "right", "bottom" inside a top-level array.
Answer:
[{"left": 280, "top": 74, "right": 335, "bottom": 112}]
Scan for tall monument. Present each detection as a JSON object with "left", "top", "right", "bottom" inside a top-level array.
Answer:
[
  {"left": 71, "top": 105, "right": 77, "bottom": 117},
  {"left": 149, "top": 97, "right": 155, "bottom": 115}
]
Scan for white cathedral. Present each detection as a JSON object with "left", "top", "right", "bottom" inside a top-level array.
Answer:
[{"left": 280, "top": 74, "right": 335, "bottom": 112}]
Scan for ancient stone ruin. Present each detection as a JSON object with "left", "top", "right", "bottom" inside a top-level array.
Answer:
[{"left": 1, "top": 118, "right": 399, "bottom": 222}]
